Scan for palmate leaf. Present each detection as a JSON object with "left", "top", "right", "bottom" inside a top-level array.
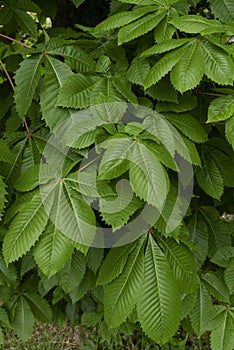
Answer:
[
  {"left": 189, "top": 283, "right": 214, "bottom": 336},
  {"left": 210, "top": 310, "right": 234, "bottom": 350},
  {"left": 141, "top": 38, "right": 191, "bottom": 57},
  {"left": 0, "top": 139, "right": 14, "bottom": 163},
  {"left": 90, "top": 77, "right": 124, "bottom": 105},
  {"left": 164, "top": 113, "right": 208, "bottom": 143},
  {"left": 144, "top": 45, "right": 187, "bottom": 89},
  {"left": 225, "top": 115, "right": 234, "bottom": 150},
  {"left": 156, "top": 94, "right": 197, "bottom": 113},
  {"left": 33, "top": 221, "right": 74, "bottom": 278},
  {"left": 159, "top": 237, "right": 199, "bottom": 293},
  {"left": 40, "top": 56, "right": 73, "bottom": 130},
  {"left": 170, "top": 40, "right": 204, "bottom": 93},
  {"left": 57, "top": 73, "right": 99, "bottom": 109},
  {"left": 137, "top": 235, "right": 181, "bottom": 345},
  {"left": 12, "top": 296, "right": 34, "bottom": 342},
  {"left": 104, "top": 236, "right": 145, "bottom": 328},
  {"left": 201, "top": 40, "right": 234, "bottom": 85},
  {"left": 209, "top": 0, "right": 234, "bottom": 23},
  {"left": 118, "top": 11, "right": 165, "bottom": 45},
  {"left": 211, "top": 246, "right": 234, "bottom": 267},
  {"left": 94, "top": 5, "right": 156, "bottom": 33},
  {"left": 97, "top": 242, "right": 136, "bottom": 285},
  {"left": 129, "top": 141, "right": 169, "bottom": 209},
  {"left": 224, "top": 267, "right": 234, "bottom": 293},
  {"left": 49, "top": 45, "right": 95, "bottom": 73},
  {"left": 154, "top": 12, "right": 175, "bottom": 43},
  {"left": 208, "top": 94, "right": 234, "bottom": 123},
  {"left": 14, "top": 55, "right": 43, "bottom": 118},
  {"left": 196, "top": 149, "right": 224, "bottom": 199},
  {"left": 112, "top": 77, "right": 138, "bottom": 104},
  {"left": 2, "top": 188, "right": 55, "bottom": 264}
]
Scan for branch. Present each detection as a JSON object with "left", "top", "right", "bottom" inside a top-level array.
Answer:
[{"left": 0, "top": 33, "right": 31, "bottom": 48}]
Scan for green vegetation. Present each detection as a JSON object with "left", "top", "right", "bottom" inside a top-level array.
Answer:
[{"left": 0, "top": 0, "right": 234, "bottom": 349}]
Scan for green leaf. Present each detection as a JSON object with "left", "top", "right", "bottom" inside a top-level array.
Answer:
[
  {"left": 14, "top": 9, "right": 37, "bottom": 38},
  {"left": 58, "top": 250, "right": 86, "bottom": 293},
  {"left": 196, "top": 149, "right": 224, "bottom": 199},
  {"left": 97, "top": 242, "right": 136, "bottom": 285},
  {"left": 86, "top": 247, "right": 104, "bottom": 274},
  {"left": 201, "top": 40, "right": 234, "bottom": 85},
  {"left": 144, "top": 45, "right": 187, "bottom": 89},
  {"left": 118, "top": 11, "right": 165, "bottom": 45},
  {"left": 146, "top": 74, "right": 178, "bottom": 103},
  {"left": 70, "top": 0, "right": 85, "bottom": 7},
  {"left": 209, "top": 0, "right": 234, "bottom": 23},
  {"left": 0, "top": 139, "right": 14, "bottom": 163},
  {"left": 159, "top": 237, "right": 199, "bottom": 293},
  {"left": 104, "top": 236, "right": 145, "bottom": 328},
  {"left": 225, "top": 115, "right": 234, "bottom": 150},
  {"left": 202, "top": 272, "right": 230, "bottom": 303},
  {"left": 141, "top": 38, "right": 191, "bottom": 57},
  {"left": 49, "top": 45, "right": 95, "bottom": 73},
  {"left": 100, "top": 180, "right": 142, "bottom": 230},
  {"left": 14, "top": 55, "right": 43, "bottom": 118},
  {"left": 210, "top": 311, "right": 234, "bottom": 350},
  {"left": 137, "top": 235, "right": 181, "bottom": 345},
  {"left": 0, "top": 308, "right": 10, "bottom": 328},
  {"left": 57, "top": 73, "right": 99, "bottom": 109},
  {"left": 129, "top": 141, "right": 169, "bottom": 209},
  {"left": 40, "top": 56, "right": 73, "bottom": 130},
  {"left": 156, "top": 94, "right": 197, "bottom": 113},
  {"left": 170, "top": 15, "right": 223, "bottom": 34},
  {"left": 3, "top": 191, "right": 51, "bottom": 264},
  {"left": 187, "top": 210, "right": 208, "bottom": 267},
  {"left": 170, "top": 40, "right": 204, "bottom": 93},
  {"left": 200, "top": 207, "right": 231, "bottom": 258},
  {"left": 208, "top": 94, "right": 234, "bottom": 123},
  {"left": 127, "top": 57, "right": 150, "bottom": 86},
  {"left": 24, "top": 292, "right": 52, "bottom": 323},
  {"left": 13, "top": 296, "right": 34, "bottom": 342},
  {"left": 0, "top": 176, "right": 7, "bottom": 221},
  {"left": 94, "top": 5, "right": 156, "bottom": 33},
  {"left": 211, "top": 246, "right": 234, "bottom": 267},
  {"left": 34, "top": 222, "right": 74, "bottom": 278},
  {"left": 189, "top": 283, "right": 214, "bottom": 336},
  {"left": 224, "top": 267, "right": 234, "bottom": 293},
  {"left": 165, "top": 113, "right": 208, "bottom": 143}
]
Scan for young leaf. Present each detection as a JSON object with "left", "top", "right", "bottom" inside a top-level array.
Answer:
[
  {"left": 137, "top": 235, "right": 181, "bottom": 345},
  {"left": 14, "top": 55, "right": 43, "bottom": 118},
  {"left": 208, "top": 94, "right": 234, "bottom": 123},
  {"left": 104, "top": 236, "right": 145, "bottom": 328}
]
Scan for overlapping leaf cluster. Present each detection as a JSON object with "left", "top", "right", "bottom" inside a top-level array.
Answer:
[{"left": 0, "top": 0, "right": 234, "bottom": 348}]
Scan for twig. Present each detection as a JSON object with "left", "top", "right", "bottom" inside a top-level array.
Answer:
[
  {"left": 78, "top": 155, "right": 102, "bottom": 172},
  {"left": 0, "top": 33, "right": 31, "bottom": 48}
]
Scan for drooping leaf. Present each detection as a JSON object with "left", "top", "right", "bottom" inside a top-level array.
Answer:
[{"left": 137, "top": 234, "right": 181, "bottom": 345}]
